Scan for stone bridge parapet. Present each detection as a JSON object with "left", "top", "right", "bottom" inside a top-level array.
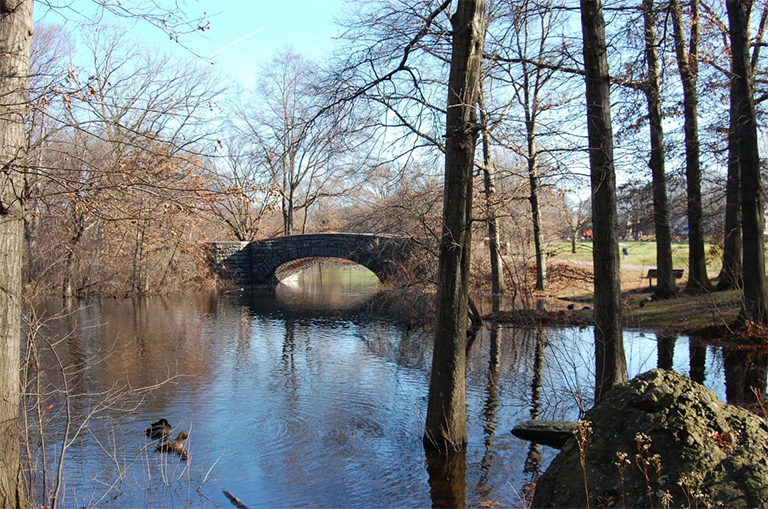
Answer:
[{"left": 205, "top": 233, "right": 413, "bottom": 285}]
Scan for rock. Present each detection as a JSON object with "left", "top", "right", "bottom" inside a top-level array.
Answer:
[
  {"left": 532, "top": 369, "right": 768, "bottom": 509},
  {"left": 512, "top": 420, "right": 578, "bottom": 449}
]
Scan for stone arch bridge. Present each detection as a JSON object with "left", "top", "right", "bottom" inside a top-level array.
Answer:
[{"left": 206, "top": 233, "right": 414, "bottom": 285}]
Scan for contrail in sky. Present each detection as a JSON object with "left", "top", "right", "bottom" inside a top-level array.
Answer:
[{"left": 209, "top": 28, "right": 265, "bottom": 58}]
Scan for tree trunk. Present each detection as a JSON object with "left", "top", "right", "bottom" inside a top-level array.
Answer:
[
  {"left": 0, "top": 0, "right": 33, "bottom": 506},
  {"left": 283, "top": 188, "right": 294, "bottom": 236},
  {"left": 424, "top": 0, "right": 486, "bottom": 452},
  {"left": 580, "top": 0, "right": 627, "bottom": 400},
  {"left": 670, "top": 0, "right": 713, "bottom": 293},
  {"left": 527, "top": 122, "right": 547, "bottom": 291},
  {"left": 478, "top": 83, "right": 505, "bottom": 312},
  {"left": 728, "top": 0, "right": 768, "bottom": 324},
  {"left": 643, "top": 0, "right": 676, "bottom": 299},
  {"left": 720, "top": 0, "right": 768, "bottom": 291},
  {"left": 717, "top": 111, "right": 742, "bottom": 291}
]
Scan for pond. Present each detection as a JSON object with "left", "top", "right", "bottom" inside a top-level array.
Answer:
[{"left": 23, "top": 265, "right": 754, "bottom": 508}]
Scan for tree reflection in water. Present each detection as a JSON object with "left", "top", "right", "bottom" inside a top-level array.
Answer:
[
  {"left": 724, "top": 346, "right": 768, "bottom": 405},
  {"left": 425, "top": 446, "right": 467, "bottom": 508},
  {"left": 657, "top": 333, "right": 676, "bottom": 370},
  {"left": 476, "top": 323, "right": 502, "bottom": 499},
  {"left": 689, "top": 341, "right": 707, "bottom": 384},
  {"left": 521, "top": 328, "right": 546, "bottom": 504}
]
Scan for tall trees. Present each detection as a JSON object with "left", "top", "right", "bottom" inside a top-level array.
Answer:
[
  {"left": 643, "top": 0, "right": 677, "bottom": 299},
  {"left": 424, "top": 0, "right": 486, "bottom": 451},
  {"left": 28, "top": 27, "right": 223, "bottom": 297},
  {"left": 506, "top": 0, "right": 563, "bottom": 291},
  {"left": 670, "top": 0, "right": 714, "bottom": 293},
  {"left": 478, "top": 80, "right": 505, "bottom": 309},
  {"left": 239, "top": 49, "right": 369, "bottom": 236},
  {"left": 206, "top": 136, "right": 278, "bottom": 241},
  {"left": 727, "top": 0, "right": 768, "bottom": 324},
  {"left": 714, "top": 1, "right": 768, "bottom": 290},
  {"left": 484, "top": 0, "right": 575, "bottom": 292},
  {"left": 580, "top": 0, "right": 627, "bottom": 399},
  {"left": 0, "top": 1, "right": 33, "bottom": 505}
]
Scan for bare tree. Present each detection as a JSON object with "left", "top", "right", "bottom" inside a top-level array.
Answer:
[
  {"left": 424, "top": 0, "right": 486, "bottom": 452},
  {"left": 205, "top": 135, "right": 278, "bottom": 241},
  {"left": 728, "top": 0, "right": 768, "bottom": 324},
  {"left": 669, "top": 0, "right": 714, "bottom": 293},
  {"left": 24, "top": 25, "right": 225, "bottom": 297},
  {"left": 643, "top": 0, "right": 677, "bottom": 299},
  {"left": 0, "top": 1, "right": 33, "bottom": 505},
  {"left": 580, "top": 0, "right": 627, "bottom": 399},
  {"left": 478, "top": 73, "right": 505, "bottom": 310},
  {"left": 501, "top": 0, "right": 566, "bottom": 291},
  {"left": 553, "top": 190, "right": 591, "bottom": 254},
  {"left": 238, "top": 49, "right": 372, "bottom": 236},
  {"left": 699, "top": 0, "right": 768, "bottom": 291}
]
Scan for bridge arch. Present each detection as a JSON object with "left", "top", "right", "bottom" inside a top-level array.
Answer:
[{"left": 207, "top": 233, "right": 413, "bottom": 285}]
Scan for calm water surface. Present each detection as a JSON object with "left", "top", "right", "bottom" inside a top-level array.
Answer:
[{"left": 28, "top": 266, "right": 735, "bottom": 508}]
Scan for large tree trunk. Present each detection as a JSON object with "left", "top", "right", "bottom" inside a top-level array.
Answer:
[
  {"left": 0, "top": 0, "right": 33, "bottom": 506},
  {"left": 424, "top": 0, "right": 486, "bottom": 452},
  {"left": 728, "top": 0, "right": 768, "bottom": 324},
  {"left": 643, "top": 0, "right": 676, "bottom": 299},
  {"left": 719, "top": 1, "right": 768, "bottom": 291},
  {"left": 478, "top": 83, "right": 505, "bottom": 312},
  {"left": 717, "top": 105, "right": 743, "bottom": 291},
  {"left": 580, "top": 0, "right": 627, "bottom": 400},
  {"left": 670, "top": 0, "right": 713, "bottom": 293}
]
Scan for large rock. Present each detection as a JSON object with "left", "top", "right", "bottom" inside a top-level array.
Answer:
[{"left": 532, "top": 369, "right": 768, "bottom": 508}]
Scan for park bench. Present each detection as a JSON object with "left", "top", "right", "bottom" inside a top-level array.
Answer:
[{"left": 646, "top": 268, "right": 684, "bottom": 287}]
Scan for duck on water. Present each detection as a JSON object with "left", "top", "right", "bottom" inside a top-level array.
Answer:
[
  {"left": 156, "top": 431, "right": 190, "bottom": 460},
  {"left": 145, "top": 418, "right": 172, "bottom": 440},
  {"left": 145, "top": 418, "right": 190, "bottom": 460}
]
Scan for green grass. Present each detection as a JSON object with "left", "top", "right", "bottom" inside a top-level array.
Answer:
[{"left": 548, "top": 240, "right": 721, "bottom": 273}]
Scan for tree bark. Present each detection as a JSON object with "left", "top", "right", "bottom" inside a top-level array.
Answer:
[
  {"left": 478, "top": 82, "right": 505, "bottom": 312},
  {"left": 718, "top": 0, "right": 768, "bottom": 291},
  {"left": 527, "top": 122, "right": 547, "bottom": 291},
  {"left": 728, "top": 0, "right": 768, "bottom": 324},
  {"left": 0, "top": 0, "right": 33, "bottom": 506},
  {"left": 670, "top": 0, "right": 713, "bottom": 293},
  {"left": 643, "top": 0, "right": 676, "bottom": 299},
  {"left": 580, "top": 0, "right": 627, "bottom": 400},
  {"left": 717, "top": 98, "right": 743, "bottom": 291},
  {"left": 424, "top": 0, "right": 486, "bottom": 452}
]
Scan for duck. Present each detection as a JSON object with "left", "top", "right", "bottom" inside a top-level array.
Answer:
[
  {"left": 156, "top": 431, "right": 189, "bottom": 460},
  {"left": 145, "top": 418, "right": 172, "bottom": 440}
]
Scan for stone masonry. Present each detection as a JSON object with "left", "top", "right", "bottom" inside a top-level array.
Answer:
[{"left": 205, "top": 233, "right": 413, "bottom": 285}]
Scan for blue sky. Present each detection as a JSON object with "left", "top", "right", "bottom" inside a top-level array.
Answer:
[
  {"left": 179, "top": 0, "right": 346, "bottom": 87},
  {"left": 36, "top": 0, "right": 346, "bottom": 89}
]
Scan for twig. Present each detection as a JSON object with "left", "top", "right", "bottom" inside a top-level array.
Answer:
[{"left": 223, "top": 489, "right": 251, "bottom": 509}]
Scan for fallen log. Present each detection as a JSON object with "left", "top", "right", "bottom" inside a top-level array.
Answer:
[{"left": 511, "top": 420, "right": 578, "bottom": 449}]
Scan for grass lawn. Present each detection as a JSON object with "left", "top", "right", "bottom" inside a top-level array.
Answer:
[
  {"left": 548, "top": 240, "right": 720, "bottom": 273},
  {"left": 543, "top": 240, "right": 744, "bottom": 331}
]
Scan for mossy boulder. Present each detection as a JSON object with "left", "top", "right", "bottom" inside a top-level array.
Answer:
[{"left": 532, "top": 369, "right": 768, "bottom": 508}]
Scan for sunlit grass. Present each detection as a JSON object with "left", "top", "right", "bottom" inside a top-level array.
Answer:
[{"left": 548, "top": 240, "right": 720, "bottom": 272}]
